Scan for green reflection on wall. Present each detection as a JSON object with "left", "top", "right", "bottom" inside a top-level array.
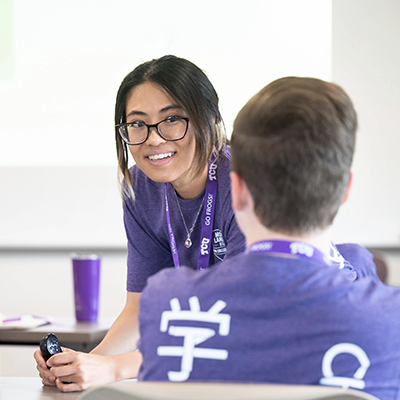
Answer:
[{"left": 0, "top": 0, "right": 13, "bottom": 79}]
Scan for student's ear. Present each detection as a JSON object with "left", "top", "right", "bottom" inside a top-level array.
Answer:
[
  {"left": 230, "top": 171, "right": 249, "bottom": 212},
  {"left": 341, "top": 172, "right": 353, "bottom": 205}
]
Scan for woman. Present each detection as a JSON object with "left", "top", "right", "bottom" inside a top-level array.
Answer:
[{"left": 34, "top": 55, "right": 246, "bottom": 392}]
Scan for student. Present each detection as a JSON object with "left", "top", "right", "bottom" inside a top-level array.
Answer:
[{"left": 137, "top": 77, "right": 400, "bottom": 399}]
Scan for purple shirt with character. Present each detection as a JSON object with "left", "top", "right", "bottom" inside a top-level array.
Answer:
[{"left": 138, "top": 243, "right": 400, "bottom": 400}]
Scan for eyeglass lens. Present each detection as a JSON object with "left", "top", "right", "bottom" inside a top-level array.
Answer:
[{"left": 120, "top": 118, "right": 187, "bottom": 144}]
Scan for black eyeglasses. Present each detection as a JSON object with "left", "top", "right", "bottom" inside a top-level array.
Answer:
[{"left": 116, "top": 116, "right": 189, "bottom": 145}]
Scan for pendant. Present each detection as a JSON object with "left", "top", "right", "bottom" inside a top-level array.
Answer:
[{"left": 185, "top": 237, "right": 192, "bottom": 248}]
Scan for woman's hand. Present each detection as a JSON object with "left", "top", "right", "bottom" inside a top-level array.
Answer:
[
  {"left": 45, "top": 350, "right": 119, "bottom": 392},
  {"left": 34, "top": 347, "right": 58, "bottom": 386}
]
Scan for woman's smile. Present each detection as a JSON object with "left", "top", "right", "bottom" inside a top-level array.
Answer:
[{"left": 146, "top": 151, "right": 176, "bottom": 162}]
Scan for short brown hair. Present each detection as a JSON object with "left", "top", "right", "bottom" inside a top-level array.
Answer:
[{"left": 231, "top": 77, "right": 357, "bottom": 235}]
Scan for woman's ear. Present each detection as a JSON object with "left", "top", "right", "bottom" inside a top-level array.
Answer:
[{"left": 342, "top": 172, "right": 353, "bottom": 205}]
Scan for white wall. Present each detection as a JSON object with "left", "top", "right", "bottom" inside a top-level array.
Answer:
[
  {"left": 331, "top": 0, "right": 400, "bottom": 247},
  {"left": 0, "top": 250, "right": 127, "bottom": 318}
]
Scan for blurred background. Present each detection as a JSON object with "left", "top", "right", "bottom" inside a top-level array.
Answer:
[{"left": 0, "top": 0, "right": 399, "bottom": 376}]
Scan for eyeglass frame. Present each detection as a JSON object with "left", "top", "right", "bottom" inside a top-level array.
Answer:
[{"left": 116, "top": 116, "right": 190, "bottom": 145}]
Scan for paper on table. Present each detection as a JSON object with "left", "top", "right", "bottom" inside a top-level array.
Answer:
[{"left": 0, "top": 314, "right": 50, "bottom": 329}]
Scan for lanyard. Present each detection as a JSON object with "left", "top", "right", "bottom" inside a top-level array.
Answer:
[
  {"left": 247, "top": 240, "right": 331, "bottom": 267},
  {"left": 329, "top": 242, "right": 349, "bottom": 270},
  {"left": 165, "top": 155, "right": 218, "bottom": 271}
]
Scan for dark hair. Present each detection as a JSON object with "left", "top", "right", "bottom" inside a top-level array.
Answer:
[
  {"left": 231, "top": 77, "right": 357, "bottom": 234},
  {"left": 115, "top": 55, "right": 225, "bottom": 198}
]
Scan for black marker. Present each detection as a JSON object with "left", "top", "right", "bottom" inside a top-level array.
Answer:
[{"left": 40, "top": 333, "right": 62, "bottom": 361}]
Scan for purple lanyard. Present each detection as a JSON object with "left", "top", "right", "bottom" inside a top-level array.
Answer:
[
  {"left": 165, "top": 156, "right": 218, "bottom": 271},
  {"left": 247, "top": 240, "right": 331, "bottom": 267},
  {"left": 164, "top": 185, "right": 179, "bottom": 267}
]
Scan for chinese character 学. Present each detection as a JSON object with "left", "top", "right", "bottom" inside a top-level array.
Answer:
[{"left": 157, "top": 296, "right": 231, "bottom": 381}]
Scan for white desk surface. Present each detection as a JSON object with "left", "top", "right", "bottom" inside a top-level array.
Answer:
[{"left": 0, "top": 377, "right": 82, "bottom": 400}]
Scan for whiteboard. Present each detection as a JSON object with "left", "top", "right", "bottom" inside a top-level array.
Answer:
[
  {"left": 1, "top": 0, "right": 399, "bottom": 249},
  {"left": 0, "top": 0, "right": 332, "bottom": 166}
]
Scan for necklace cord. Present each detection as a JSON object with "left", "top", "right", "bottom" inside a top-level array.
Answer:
[{"left": 174, "top": 190, "right": 205, "bottom": 247}]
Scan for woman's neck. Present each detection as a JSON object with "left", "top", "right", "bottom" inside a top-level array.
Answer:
[{"left": 172, "top": 164, "right": 208, "bottom": 200}]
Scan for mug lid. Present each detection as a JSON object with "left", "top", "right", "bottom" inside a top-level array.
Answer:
[{"left": 70, "top": 252, "right": 101, "bottom": 260}]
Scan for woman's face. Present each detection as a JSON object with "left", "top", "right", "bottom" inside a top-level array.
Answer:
[{"left": 125, "top": 82, "right": 201, "bottom": 197}]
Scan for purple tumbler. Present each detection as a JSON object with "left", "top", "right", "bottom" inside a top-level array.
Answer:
[{"left": 71, "top": 253, "right": 101, "bottom": 322}]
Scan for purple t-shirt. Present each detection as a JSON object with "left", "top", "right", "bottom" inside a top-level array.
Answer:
[
  {"left": 138, "top": 244, "right": 400, "bottom": 400},
  {"left": 123, "top": 149, "right": 246, "bottom": 292},
  {"left": 336, "top": 243, "right": 379, "bottom": 281}
]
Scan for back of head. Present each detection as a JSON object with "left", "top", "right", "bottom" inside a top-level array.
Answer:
[{"left": 231, "top": 77, "right": 357, "bottom": 235}]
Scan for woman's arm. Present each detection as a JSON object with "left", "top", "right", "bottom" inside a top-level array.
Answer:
[{"left": 91, "top": 291, "right": 141, "bottom": 356}]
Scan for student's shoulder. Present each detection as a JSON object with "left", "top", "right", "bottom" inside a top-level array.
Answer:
[
  {"left": 336, "top": 243, "right": 379, "bottom": 280},
  {"left": 130, "top": 165, "right": 161, "bottom": 190},
  {"left": 143, "top": 255, "right": 242, "bottom": 298},
  {"left": 124, "top": 166, "right": 164, "bottom": 208},
  {"left": 217, "top": 146, "right": 232, "bottom": 172},
  {"left": 146, "top": 262, "right": 230, "bottom": 287},
  {"left": 148, "top": 265, "right": 196, "bottom": 283},
  {"left": 335, "top": 243, "right": 372, "bottom": 262},
  {"left": 345, "top": 275, "right": 400, "bottom": 319},
  {"left": 214, "top": 147, "right": 234, "bottom": 202},
  {"left": 141, "top": 266, "right": 199, "bottom": 304}
]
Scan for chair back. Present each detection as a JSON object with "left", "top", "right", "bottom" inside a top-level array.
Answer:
[{"left": 78, "top": 381, "right": 380, "bottom": 400}]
